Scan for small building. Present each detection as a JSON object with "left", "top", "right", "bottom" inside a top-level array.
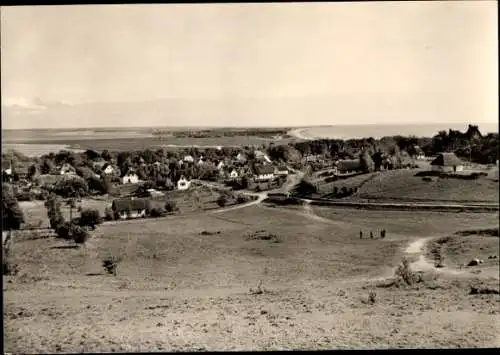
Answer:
[
  {"left": 236, "top": 152, "right": 247, "bottom": 163},
  {"left": 413, "top": 145, "right": 426, "bottom": 160},
  {"left": 274, "top": 165, "right": 289, "bottom": 176},
  {"left": 146, "top": 188, "right": 165, "bottom": 198},
  {"left": 229, "top": 168, "right": 239, "bottom": 180},
  {"left": 183, "top": 155, "right": 194, "bottom": 163},
  {"left": 336, "top": 159, "right": 362, "bottom": 175},
  {"left": 253, "top": 165, "right": 275, "bottom": 182},
  {"left": 121, "top": 171, "right": 140, "bottom": 184},
  {"left": 177, "top": 175, "right": 191, "bottom": 190},
  {"left": 254, "top": 150, "right": 272, "bottom": 164},
  {"left": 60, "top": 163, "right": 76, "bottom": 175},
  {"left": 430, "top": 153, "right": 464, "bottom": 173},
  {"left": 217, "top": 161, "right": 225, "bottom": 171},
  {"left": 111, "top": 197, "right": 149, "bottom": 220},
  {"left": 102, "top": 163, "right": 116, "bottom": 175}
]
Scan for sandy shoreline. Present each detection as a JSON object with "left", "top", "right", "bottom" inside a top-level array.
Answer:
[{"left": 287, "top": 128, "right": 316, "bottom": 140}]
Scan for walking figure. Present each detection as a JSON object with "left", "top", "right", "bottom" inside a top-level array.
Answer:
[
  {"left": 370, "top": 230, "right": 374, "bottom": 239},
  {"left": 359, "top": 230, "right": 363, "bottom": 239},
  {"left": 381, "top": 229, "right": 386, "bottom": 239}
]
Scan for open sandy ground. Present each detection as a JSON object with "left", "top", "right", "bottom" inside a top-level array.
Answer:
[{"left": 4, "top": 201, "right": 500, "bottom": 352}]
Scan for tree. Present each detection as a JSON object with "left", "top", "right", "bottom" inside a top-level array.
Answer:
[
  {"left": 217, "top": 194, "right": 228, "bottom": 207},
  {"left": 45, "top": 193, "right": 64, "bottom": 229},
  {"left": 28, "top": 164, "right": 38, "bottom": 181},
  {"left": 79, "top": 208, "right": 102, "bottom": 229},
  {"left": 84, "top": 149, "right": 100, "bottom": 161},
  {"left": 53, "top": 176, "right": 89, "bottom": 198},
  {"left": 164, "top": 200, "right": 177, "bottom": 213},
  {"left": 2, "top": 183, "right": 25, "bottom": 230},
  {"left": 371, "top": 151, "right": 383, "bottom": 172},
  {"left": 359, "top": 151, "right": 375, "bottom": 173},
  {"left": 40, "top": 159, "right": 54, "bottom": 174},
  {"left": 71, "top": 225, "right": 90, "bottom": 244}
]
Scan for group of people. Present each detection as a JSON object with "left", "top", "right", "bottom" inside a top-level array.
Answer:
[{"left": 360, "top": 229, "right": 386, "bottom": 239}]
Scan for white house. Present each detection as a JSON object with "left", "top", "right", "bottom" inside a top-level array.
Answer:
[
  {"left": 229, "top": 169, "right": 239, "bottom": 180},
  {"left": 121, "top": 172, "right": 140, "bottom": 184},
  {"left": 60, "top": 163, "right": 76, "bottom": 175},
  {"left": 253, "top": 165, "right": 275, "bottom": 182},
  {"left": 197, "top": 157, "right": 205, "bottom": 166},
  {"left": 430, "top": 153, "right": 464, "bottom": 173},
  {"left": 413, "top": 145, "right": 426, "bottom": 160},
  {"left": 236, "top": 152, "right": 247, "bottom": 163},
  {"left": 177, "top": 175, "right": 191, "bottom": 191},
  {"left": 217, "top": 161, "right": 225, "bottom": 170},
  {"left": 102, "top": 164, "right": 115, "bottom": 175},
  {"left": 274, "top": 165, "right": 289, "bottom": 176},
  {"left": 255, "top": 150, "right": 272, "bottom": 164},
  {"left": 183, "top": 155, "right": 194, "bottom": 163}
]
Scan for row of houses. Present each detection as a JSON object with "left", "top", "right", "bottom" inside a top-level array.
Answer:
[{"left": 314, "top": 151, "right": 463, "bottom": 177}]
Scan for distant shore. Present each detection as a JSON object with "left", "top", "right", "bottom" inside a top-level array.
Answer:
[{"left": 287, "top": 128, "right": 316, "bottom": 140}]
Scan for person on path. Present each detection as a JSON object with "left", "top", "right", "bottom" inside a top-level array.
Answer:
[
  {"left": 360, "top": 230, "right": 363, "bottom": 239},
  {"left": 381, "top": 229, "right": 386, "bottom": 239},
  {"left": 370, "top": 230, "right": 374, "bottom": 239}
]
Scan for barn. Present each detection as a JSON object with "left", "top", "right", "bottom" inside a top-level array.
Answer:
[{"left": 430, "top": 153, "right": 464, "bottom": 173}]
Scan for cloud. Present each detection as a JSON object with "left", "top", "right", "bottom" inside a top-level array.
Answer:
[{"left": 2, "top": 97, "right": 73, "bottom": 113}]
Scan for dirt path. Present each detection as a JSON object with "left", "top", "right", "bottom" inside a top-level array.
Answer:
[{"left": 404, "top": 237, "right": 498, "bottom": 279}]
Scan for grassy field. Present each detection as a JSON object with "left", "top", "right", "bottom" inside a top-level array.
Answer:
[
  {"left": 347, "top": 169, "right": 499, "bottom": 204},
  {"left": 19, "top": 185, "right": 236, "bottom": 230},
  {"left": 4, "top": 204, "right": 500, "bottom": 351},
  {"left": 3, "top": 135, "right": 292, "bottom": 154},
  {"left": 425, "top": 229, "right": 499, "bottom": 272}
]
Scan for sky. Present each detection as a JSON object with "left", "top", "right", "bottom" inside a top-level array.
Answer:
[{"left": 1, "top": 2, "right": 498, "bottom": 129}]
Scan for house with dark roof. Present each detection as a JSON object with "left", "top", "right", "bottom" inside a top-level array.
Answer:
[
  {"left": 430, "top": 153, "right": 464, "bottom": 173},
  {"left": 253, "top": 165, "right": 275, "bottom": 182},
  {"left": 111, "top": 197, "right": 149, "bottom": 220},
  {"left": 336, "top": 159, "right": 362, "bottom": 175}
]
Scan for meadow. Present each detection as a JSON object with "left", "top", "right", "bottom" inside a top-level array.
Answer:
[
  {"left": 4, "top": 204, "right": 499, "bottom": 352},
  {"left": 310, "top": 168, "right": 499, "bottom": 204}
]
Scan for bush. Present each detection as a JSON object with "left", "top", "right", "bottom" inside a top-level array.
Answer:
[
  {"left": 217, "top": 194, "right": 228, "bottom": 207},
  {"left": 104, "top": 206, "right": 114, "bottom": 221},
  {"left": 164, "top": 200, "right": 177, "bottom": 213},
  {"left": 55, "top": 221, "right": 72, "bottom": 239},
  {"left": 368, "top": 291, "right": 377, "bottom": 304},
  {"left": 237, "top": 194, "right": 251, "bottom": 204},
  {"left": 395, "top": 258, "right": 420, "bottom": 285},
  {"left": 15, "top": 191, "right": 34, "bottom": 201},
  {"left": 72, "top": 225, "right": 90, "bottom": 244},
  {"left": 150, "top": 207, "right": 167, "bottom": 217},
  {"left": 102, "top": 256, "right": 120, "bottom": 276},
  {"left": 3, "top": 260, "right": 19, "bottom": 276},
  {"left": 79, "top": 208, "right": 102, "bottom": 228}
]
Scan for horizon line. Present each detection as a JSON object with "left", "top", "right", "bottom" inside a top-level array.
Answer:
[{"left": 2, "top": 122, "right": 497, "bottom": 132}]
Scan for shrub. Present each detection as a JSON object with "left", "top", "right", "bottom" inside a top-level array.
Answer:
[
  {"left": 72, "top": 225, "right": 90, "bottom": 244},
  {"left": 395, "top": 258, "right": 420, "bottom": 285},
  {"left": 102, "top": 256, "right": 120, "bottom": 276},
  {"left": 104, "top": 206, "right": 114, "bottom": 221},
  {"left": 217, "top": 194, "right": 228, "bottom": 207},
  {"left": 3, "top": 260, "right": 19, "bottom": 276},
  {"left": 237, "top": 194, "right": 250, "bottom": 204},
  {"left": 79, "top": 208, "right": 102, "bottom": 228},
  {"left": 55, "top": 221, "right": 72, "bottom": 240},
  {"left": 164, "top": 200, "right": 177, "bottom": 213},
  {"left": 368, "top": 291, "right": 377, "bottom": 304},
  {"left": 150, "top": 207, "right": 167, "bottom": 217}
]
